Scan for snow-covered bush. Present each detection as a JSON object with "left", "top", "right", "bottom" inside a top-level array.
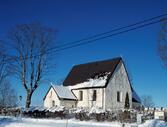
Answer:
[
  {"left": 0, "top": 107, "right": 22, "bottom": 116},
  {"left": 73, "top": 107, "right": 90, "bottom": 121},
  {"left": 105, "top": 110, "right": 117, "bottom": 121},
  {"left": 22, "top": 106, "right": 68, "bottom": 119},
  {"left": 89, "top": 107, "right": 106, "bottom": 121},
  {"left": 71, "top": 107, "right": 139, "bottom": 122},
  {"left": 23, "top": 106, "right": 46, "bottom": 118},
  {"left": 0, "top": 106, "right": 141, "bottom": 123},
  {"left": 45, "top": 106, "right": 67, "bottom": 119}
]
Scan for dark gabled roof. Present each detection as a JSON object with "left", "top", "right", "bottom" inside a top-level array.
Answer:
[
  {"left": 63, "top": 57, "right": 141, "bottom": 103},
  {"left": 63, "top": 57, "right": 122, "bottom": 87}
]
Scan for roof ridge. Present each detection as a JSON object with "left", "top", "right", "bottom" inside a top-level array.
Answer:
[{"left": 73, "top": 57, "right": 122, "bottom": 67}]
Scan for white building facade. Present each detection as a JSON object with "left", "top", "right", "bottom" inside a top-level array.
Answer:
[{"left": 43, "top": 57, "right": 140, "bottom": 110}]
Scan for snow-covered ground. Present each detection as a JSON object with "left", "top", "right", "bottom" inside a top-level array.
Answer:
[
  {"left": 0, "top": 116, "right": 167, "bottom": 127},
  {"left": 138, "top": 120, "right": 167, "bottom": 127},
  {"left": 0, "top": 116, "right": 122, "bottom": 127}
]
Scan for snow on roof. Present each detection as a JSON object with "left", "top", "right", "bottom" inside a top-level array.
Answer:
[
  {"left": 52, "top": 84, "right": 77, "bottom": 100},
  {"left": 63, "top": 57, "right": 121, "bottom": 87},
  {"left": 68, "top": 72, "right": 110, "bottom": 89}
]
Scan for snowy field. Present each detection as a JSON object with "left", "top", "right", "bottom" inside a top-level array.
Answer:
[{"left": 0, "top": 116, "right": 167, "bottom": 127}]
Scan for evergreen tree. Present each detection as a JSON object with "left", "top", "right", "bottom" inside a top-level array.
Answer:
[{"left": 125, "top": 92, "right": 130, "bottom": 109}]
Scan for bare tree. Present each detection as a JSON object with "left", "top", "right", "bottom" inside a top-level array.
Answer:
[
  {"left": 141, "top": 95, "right": 154, "bottom": 108},
  {"left": 9, "top": 23, "right": 56, "bottom": 108},
  {"left": 0, "top": 81, "right": 17, "bottom": 108},
  {"left": 0, "top": 43, "right": 17, "bottom": 108},
  {"left": 158, "top": 19, "right": 167, "bottom": 68},
  {"left": 0, "top": 43, "right": 10, "bottom": 85}
]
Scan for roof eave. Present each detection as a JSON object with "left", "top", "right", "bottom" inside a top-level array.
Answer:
[{"left": 59, "top": 98, "right": 77, "bottom": 101}]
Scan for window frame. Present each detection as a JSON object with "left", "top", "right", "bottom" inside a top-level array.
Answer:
[
  {"left": 93, "top": 90, "right": 97, "bottom": 101},
  {"left": 79, "top": 91, "right": 83, "bottom": 101},
  {"left": 52, "top": 100, "right": 55, "bottom": 107},
  {"left": 117, "top": 91, "right": 122, "bottom": 102}
]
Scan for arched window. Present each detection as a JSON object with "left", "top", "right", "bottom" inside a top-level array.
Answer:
[
  {"left": 79, "top": 91, "right": 83, "bottom": 101},
  {"left": 52, "top": 100, "right": 55, "bottom": 107},
  {"left": 93, "top": 90, "right": 97, "bottom": 101},
  {"left": 117, "top": 91, "right": 122, "bottom": 102}
]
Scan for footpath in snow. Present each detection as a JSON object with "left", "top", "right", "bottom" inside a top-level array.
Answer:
[{"left": 0, "top": 116, "right": 167, "bottom": 127}]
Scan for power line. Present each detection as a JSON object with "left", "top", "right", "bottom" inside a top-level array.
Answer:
[
  {"left": 47, "top": 13, "right": 167, "bottom": 52},
  {"left": 1, "top": 13, "right": 167, "bottom": 63},
  {"left": 49, "top": 19, "right": 165, "bottom": 53}
]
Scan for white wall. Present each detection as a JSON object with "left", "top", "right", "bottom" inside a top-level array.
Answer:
[
  {"left": 105, "top": 61, "right": 132, "bottom": 110},
  {"left": 44, "top": 87, "right": 60, "bottom": 108},
  {"left": 72, "top": 88, "right": 105, "bottom": 108},
  {"left": 44, "top": 87, "right": 76, "bottom": 108},
  {"left": 60, "top": 100, "right": 76, "bottom": 108}
]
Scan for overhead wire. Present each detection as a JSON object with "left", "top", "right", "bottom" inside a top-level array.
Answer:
[{"left": 1, "top": 13, "right": 167, "bottom": 63}]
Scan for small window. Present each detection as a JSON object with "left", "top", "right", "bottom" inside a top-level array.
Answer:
[
  {"left": 79, "top": 91, "right": 83, "bottom": 101},
  {"left": 117, "top": 91, "right": 122, "bottom": 102},
  {"left": 52, "top": 100, "right": 55, "bottom": 107},
  {"left": 93, "top": 90, "right": 97, "bottom": 101}
]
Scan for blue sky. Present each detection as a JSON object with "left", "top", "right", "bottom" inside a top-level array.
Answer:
[{"left": 0, "top": 0, "right": 167, "bottom": 107}]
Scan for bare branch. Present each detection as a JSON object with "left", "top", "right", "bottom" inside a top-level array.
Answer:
[{"left": 8, "top": 23, "right": 56, "bottom": 108}]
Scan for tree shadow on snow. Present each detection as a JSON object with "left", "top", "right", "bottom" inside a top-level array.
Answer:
[
  {"left": 0, "top": 117, "right": 21, "bottom": 127},
  {"left": 151, "top": 120, "right": 167, "bottom": 127}
]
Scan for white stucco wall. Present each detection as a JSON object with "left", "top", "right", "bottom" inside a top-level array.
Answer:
[
  {"left": 44, "top": 87, "right": 76, "bottom": 108},
  {"left": 60, "top": 100, "right": 76, "bottom": 108},
  {"left": 105, "top": 61, "right": 132, "bottom": 110},
  {"left": 72, "top": 88, "right": 105, "bottom": 108},
  {"left": 44, "top": 87, "right": 60, "bottom": 108}
]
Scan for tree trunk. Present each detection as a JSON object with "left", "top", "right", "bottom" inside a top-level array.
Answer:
[{"left": 26, "top": 91, "right": 33, "bottom": 108}]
